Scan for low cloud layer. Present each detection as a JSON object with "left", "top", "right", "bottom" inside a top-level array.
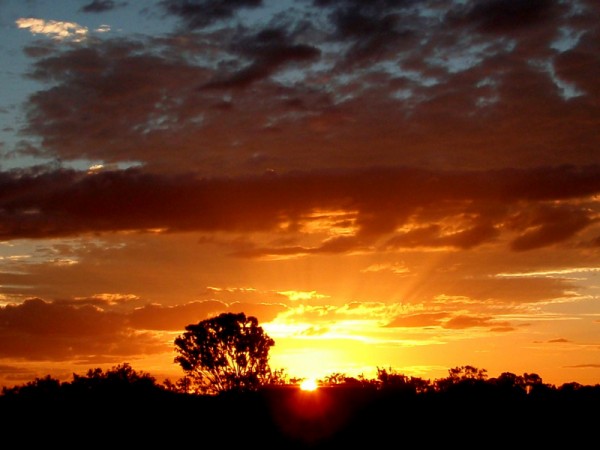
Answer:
[{"left": 0, "top": 165, "right": 597, "bottom": 253}]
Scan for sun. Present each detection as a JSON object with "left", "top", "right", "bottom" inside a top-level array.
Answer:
[{"left": 299, "top": 378, "right": 319, "bottom": 391}]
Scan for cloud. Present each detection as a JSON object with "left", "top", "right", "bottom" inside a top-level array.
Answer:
[
  {"left": 384, "top": 223, "right": 500, "bottom": 250},
  {"left": 385, "top": 312, "right": 448, "bottom": 328},
  {"left": 299, "top": 325, "right": 329, "bottom": 336},
  {"left": 16, "top": 18, "right": 88, "bottom": 42},
  {"left": 227, "top": 302, "right": 290, "bottom": 323},
  {"left": 314, "top": 0, "right": 417, "bottom": 64},
  {"left": 0, "top": 166, "right": 597, "bottom": 256},
  {"left": 80, "top": 1, "right": 127, "bottom": 13},
  {"left": 443, "top": 314, "right": 507, "bottom": 330},
  {"left": 462, "top": 0, "right": 560, "bottom": 34},
  {"left": 361, "top": 263, "right": 410, "bottom": 275},
  {"left": 160, "top": 0, "right": 263, "bottom": 29},
  {"left": 15, "top": 1, "right": 598, "bottom": 175},
  {"left": 564, "top": 363, "right": 600, "bottom": 369},
  {"left": 0, "top": 297, "right": 288, "bottom": 362},
  {"left": 129, "top": 300, "right": 287, "bottom": 330},
  {"left": 201, "top": 27, "right": 321, "bottom": 90},
  {"left": 0, "top": 298, "right": 162, "bottom": 360},
  {"left": 129, "top": 301, "right": 228, "bottom": 331},
  {"left": 509, "top": 204, "right": 594, "bottom": 251}
]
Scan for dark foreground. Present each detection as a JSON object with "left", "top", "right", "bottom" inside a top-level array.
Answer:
[{"left": 1, "top": 384, "right": 597, "bottom": 447}]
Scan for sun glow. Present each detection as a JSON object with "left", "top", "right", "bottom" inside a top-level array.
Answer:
[{"left": 299, "top": 378, "right": 318, "bottom": 391}]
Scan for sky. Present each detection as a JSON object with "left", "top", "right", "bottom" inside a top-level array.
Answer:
[{"left": 0, "top": 0, "right": 598, "bottom": 390}]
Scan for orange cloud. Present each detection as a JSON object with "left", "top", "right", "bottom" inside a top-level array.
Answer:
[{"left": 385, "top": 312, "right": 448, "bottom": 328}]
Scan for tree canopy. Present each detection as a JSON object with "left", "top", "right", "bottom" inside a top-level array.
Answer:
[{"left": 174, "top": 312, "right": 275, "bottom": 395}]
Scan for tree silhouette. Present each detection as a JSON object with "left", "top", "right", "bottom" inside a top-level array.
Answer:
[
  {"left": 376, "top": 366, "right": 431, "bottom": 394},
  {"left": 174, "top": 312, "right": 275, "bottom": 395},
  {"left": 434, "top": 365, "right": 488, "bottom": 392}
]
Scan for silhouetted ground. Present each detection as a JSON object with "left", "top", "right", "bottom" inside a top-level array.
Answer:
[{"left": 1, "top": 384, "right": 597, "bottom": 447}]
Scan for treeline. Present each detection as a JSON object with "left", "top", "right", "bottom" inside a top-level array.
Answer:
[
  {"left": 1, "top": 363, "right": 598, "bottom": 447},
  {"left": 2, "top": 362, "right": 599, "bottom": 401}
]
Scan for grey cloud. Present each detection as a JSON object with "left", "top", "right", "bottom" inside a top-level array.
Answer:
[
  {"left": 81, "top": 1, "right": 127, "bottom": 13},
  {"left": 460, "top": 0, "right": 562, "bottom": 34},
  {"left": 201, "top": 27, "right": 321, "bottom": 90},
  {"left": 18, "top": 2, "right": 599, "bottom": 175},
  {"left": 160, "top": 0, "right": 262, "bottom": 29}
]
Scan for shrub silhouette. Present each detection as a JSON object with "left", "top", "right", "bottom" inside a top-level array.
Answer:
[{"left": 0, "top": 362, "right": 168, "bottom": 402}]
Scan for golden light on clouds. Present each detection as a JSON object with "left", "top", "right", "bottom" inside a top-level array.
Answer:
[
  {"left": 361, "top": 262, "right": 411, "bottom": 274},
  {"left": 16, "top": 17, "right": 88, "bottom": 42},
  {"left": 279, "top": 290, "right": 330, "bottom": 302},
  {"left": 495, "top": 267, "right": 600, "bottom": 278},
  {"left": 300, "top": 209, "right": 359, "bottom": 237}
]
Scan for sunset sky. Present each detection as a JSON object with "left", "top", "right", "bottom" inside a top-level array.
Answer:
[{"left": 0, "top": 0, "right": 599, "bottom": 389}]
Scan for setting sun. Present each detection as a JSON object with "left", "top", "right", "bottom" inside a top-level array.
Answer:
[{"left": 299, "top": 378, "right": 318, "bottom": 391}]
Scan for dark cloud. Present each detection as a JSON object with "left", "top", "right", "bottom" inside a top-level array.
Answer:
[
  {"left": 80, "top": 0, "right": 126, "bottom": 13},
  {"left": 23, "top": 40, "right": 212, "bottom": 169},
  {"left": 0, "top": 364, "right": 36, "bottom": 380},
  {"left": 18, "top": 1, "right": 599, "bottom": 175},
  {"left": 463, "top": 0, "right": 560, "bottom": 34},
  {"left": 314, "top": 0, "right": 413, "bottom": 5},
  {"left": 0, "top": 297, "right": 288, "bottom": 362},
  {"left": 227, "top": 301, "right": 289, "bottom": 323},
  {"left": 318, "top": 1, "right": 414, "bottom": 63},
  {"left": 201, "top": 27, "right": 321, "bottom": 89},
  {"left": 385, "top": 223, "right": 500, "bottom": 250},
  {"left": 553, "top": 27, "right": 600, "bottom": 98},
  {"left": 160, "top": 0, "right": 263, "bottom": 29},
  {"left": 0, "top": 165, "right": 597, "bottom": 253},
  {"left": 0, "top": 298, "right": 124, "bottom": 337},
  {"left": 0, "top": 298, "right": 161, "bottom": 360},
  {"left": 230, "top": 236, "right": 370, "bottom": 258},
  {"left": 129, "top": 300, "right": 287, "bottom": 330},
  {"left": 443, "top": 314, "right": 501, "bottom": 330},
  {"left": 565, "top": 363, "right": 600, "bottom": 369},
  {"left": 129, "top": 300, "right": 227, "bottom": 330},
  {"left": 388, "top": 311, "right": 516, "bottom": 331},
  {"left": 509, "top": 204, "right": 594, "bottom": 251}
]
